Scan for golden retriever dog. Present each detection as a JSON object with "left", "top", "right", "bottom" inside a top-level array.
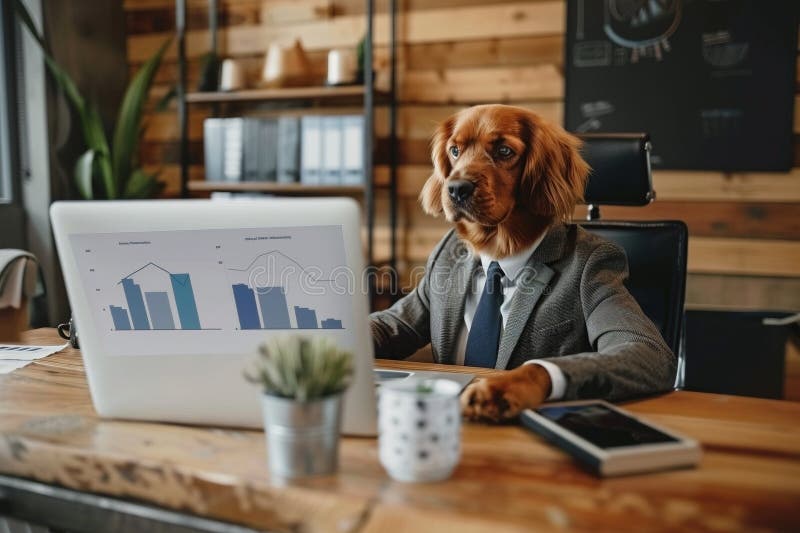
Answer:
[{"left": 419, "top": 104, "right": 589, "bottom": 421}]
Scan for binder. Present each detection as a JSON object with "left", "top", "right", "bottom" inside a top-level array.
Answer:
[
  {"left": 260, "top": 118, "right": 278, "bottom": 182},
  {"left": 254, "top": 119, "right": 265, "bottom": 182},
  {"left": 222, "top": 118, "right": 244, "bottom": 182},
  {"left": 277, "top": 116, "right": 301, "bottom": 183},
  {"left": 321, "top": 116, "right": 342, "bottom": 185},
  {"left": 300, "top": 116, "right": 322, "bottom": 185},
  {"left": 206, "top": 114, "right": 364, "bottom": 186},
  {"left": 203, "top": 118, "right": 225, "bottom": 182},
  {"left": 242, "top": 118, "right": 259, "bottom": 182},
  {"left": 341, "top": 115, "right": 364, "bottom": 185}
]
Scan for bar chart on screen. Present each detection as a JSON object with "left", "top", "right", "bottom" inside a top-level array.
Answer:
[
  {"left": 69, "top": 224, "right": 352, "bottom": 356},
  {"left": 108, "top": 262, "right": 217, "bottom": 332},
  {"left": 224, "top": 248, "right": 348, "bottom": 332}
]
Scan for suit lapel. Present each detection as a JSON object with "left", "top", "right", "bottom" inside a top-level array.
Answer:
[
  {"left": 495, "top": 224, "right": 568, "bottom": 369},
  {"left": 435, "top": 250, "right": 479, "bottom": 365},
  {"left": 495, "top": 261, "right": 554, "bottom": 369}
]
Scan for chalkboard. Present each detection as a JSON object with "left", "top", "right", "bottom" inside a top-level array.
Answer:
[{"left": 564, "top": 0, "right": 798, "bottom": 171}]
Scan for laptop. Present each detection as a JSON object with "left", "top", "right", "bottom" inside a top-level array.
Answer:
[{"left": 51, "top": 199, "right": 472, "bottom": 436}]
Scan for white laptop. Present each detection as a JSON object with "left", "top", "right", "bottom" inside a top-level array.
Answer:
[{"left": 51, "top": 199, "right": 472, "bottom": 436}]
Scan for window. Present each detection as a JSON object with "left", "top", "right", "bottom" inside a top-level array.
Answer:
[
  {"left": 0, "top": 0, "right": 25, "bottom": 249},
  {"left": 0, "top": 2, "right": 13, "bottom": 204}
]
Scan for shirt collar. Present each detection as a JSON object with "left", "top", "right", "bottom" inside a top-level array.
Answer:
[{"left": 478, "top": 231, "right": 547, "bottom": 283}]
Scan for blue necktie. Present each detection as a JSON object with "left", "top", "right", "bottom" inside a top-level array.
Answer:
[{"left": 465, "top": 261, "right": 504, "bottom": 368}]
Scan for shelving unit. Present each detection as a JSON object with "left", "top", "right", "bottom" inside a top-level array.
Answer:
[
  {"left": 186, "top": 182, "right": 366, "bottom": 196},
  {"left": 174, "top": 0, "right": 398, "bottom": 283},
  {"left": 185, "top": 85, "right": 389, "bottom": 104}
]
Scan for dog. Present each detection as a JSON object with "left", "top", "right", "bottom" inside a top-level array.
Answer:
[
  {"left": 420, "top": 105, "right": 588, "bottom": 259},
  {"left": 422, "top": 104, "right": 588, "bottom": 421},
  {"left": 370, "top": 104, "right": 676, "bottom": 422}
]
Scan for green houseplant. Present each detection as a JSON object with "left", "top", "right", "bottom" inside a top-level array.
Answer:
[
  {"left": 246, "top": 335, "right": 354, "bottom": 400},
  {"left": 13, "top": 0, "right": 170, "bottom": 199},
  {"left": 245, "top": 336, "right": 353, "bottom": 478}
]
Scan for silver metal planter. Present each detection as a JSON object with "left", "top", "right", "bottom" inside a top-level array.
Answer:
[{"left": 261, "top": 393, "right": 343, "bottom": 478}]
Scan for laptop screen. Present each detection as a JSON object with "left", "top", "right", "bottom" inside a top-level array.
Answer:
[{"left": 69, "top": 225, "right": 354, "bottom": 356}]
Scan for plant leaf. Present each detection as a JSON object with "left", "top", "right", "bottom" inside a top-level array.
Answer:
[
  {"left": 112, "top": 38, "right": 171, "bottom": 196},
  {"left": 246, "top": 335, "right": 353, "bottom": 399},
  {"left": 13, "top": 0, "right": 115, "bottom": 197},
  {"left": 84, "top": 105, "right": 115, "bottom": 198},
  {"left": 197, "top": 52, "right": 220, "bottom": 91},
  {"left": 13, "top": 0, "right": 88, "bottom": 137},
  {"left": 83, "top": 104, "right": 111, "bottom": 155},
  {"left": 155, "top": 86, "right": 177, "bottom": 112},
  {"left": 74, "top": 149, "right": 95, "bottom": 200},
  {"left": 13, "top": 0, "right": 85, "bottom": 109},
  {"left": 123, "top": 169, "right": 161, "bottom": 199},
  {"left": 12, "top": 0, "right": 45, "bottom": 49}
]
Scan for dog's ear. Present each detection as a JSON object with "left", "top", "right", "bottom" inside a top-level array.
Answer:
[
  {"left": 419, "top": 117, "right": 455, "bottom": 216},
  {"left": 518, "top": 113, "right": 589, "bottom": 222}
]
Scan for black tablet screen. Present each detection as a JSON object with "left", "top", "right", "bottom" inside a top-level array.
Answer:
[{"left": 536, "top": 404, "right": 679, "bottom": 449}]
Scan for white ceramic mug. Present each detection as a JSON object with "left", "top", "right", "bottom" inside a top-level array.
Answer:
[
  {"left": 219, "top": 59, "right": 247, "bottom": 91},
  {"left": 378, "top": 378, "right": 462, "bottom": 482}
]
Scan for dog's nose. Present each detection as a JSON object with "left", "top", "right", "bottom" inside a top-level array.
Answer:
[{"left": 447, "top": 180, "right": 475, "bottom": 203}]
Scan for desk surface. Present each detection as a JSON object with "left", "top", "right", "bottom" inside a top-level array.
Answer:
[{"left": 1, "top": 329, "right": 799, "bottom": 532}]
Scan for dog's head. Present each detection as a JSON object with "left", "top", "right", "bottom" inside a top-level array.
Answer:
[{"left": 420, "top": 105, "right": 589, "bottom": 255}]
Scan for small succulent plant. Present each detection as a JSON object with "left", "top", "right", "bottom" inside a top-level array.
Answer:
[
  {"left": 415, "top": 381, "right": 435, "bottom": 394},
  {"left": 245, "top": 336, "right": 353, "bottom": 401}
]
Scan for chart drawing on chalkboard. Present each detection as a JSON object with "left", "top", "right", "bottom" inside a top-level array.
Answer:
[{"left": 565, "top": 0, "right": 797, "bottom": 171}]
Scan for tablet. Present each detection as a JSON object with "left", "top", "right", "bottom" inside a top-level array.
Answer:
[{"left": 521, "top": 400, "right": 701, "bottom": 476}]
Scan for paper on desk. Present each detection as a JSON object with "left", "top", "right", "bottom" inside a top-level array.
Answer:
[{"left": 0, "top": 343, "right": 69, "bottom": 374}]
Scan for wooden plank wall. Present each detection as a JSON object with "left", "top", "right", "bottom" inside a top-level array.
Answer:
[{"left": 124, "top": 0, "right": 800, "bottom": 312}]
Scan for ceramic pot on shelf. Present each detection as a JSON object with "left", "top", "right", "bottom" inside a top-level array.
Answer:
[{"left": 261, "top": 39, "right": 313, "bottom": 88}]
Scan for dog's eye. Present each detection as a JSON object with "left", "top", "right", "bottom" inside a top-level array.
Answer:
[
  {"left": 449, "top": 146, "right": 459, "bottom": 158},
  {"left": 496, "top": 145, "right": 514, "bottom": 159}
]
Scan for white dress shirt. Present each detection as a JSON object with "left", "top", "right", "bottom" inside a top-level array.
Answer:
[{"left": 454, "top": 234, "right": 567, "bottom": 400}]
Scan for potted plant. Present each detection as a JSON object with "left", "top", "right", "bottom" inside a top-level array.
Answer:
[
  {"left": 245, "top": 336, "right": 353, "bottom": 478},
  {"left": 14, "top": 0, "right": 170, "bottom": 199}
]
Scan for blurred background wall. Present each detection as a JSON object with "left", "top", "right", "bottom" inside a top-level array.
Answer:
[{"left": 124, "top": 0, "right": 799, "bottom": 312}]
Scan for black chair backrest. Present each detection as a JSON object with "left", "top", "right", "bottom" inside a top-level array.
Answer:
[
  {"left": 578, "top": 133, "right": 654, "bottom": 208},
  {"left": 684, "top": 310, "right": 792, "bottom": 399},
  {"left": 577, "top": 220, "right": 688, "bottom": 355},
  {"left": 570, "top": 134, "right": 687, "bottom": 356}
]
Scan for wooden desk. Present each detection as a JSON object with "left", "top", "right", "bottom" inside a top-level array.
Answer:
[{"left": 1, "top": 329, "right": 799, "bottom": 532}]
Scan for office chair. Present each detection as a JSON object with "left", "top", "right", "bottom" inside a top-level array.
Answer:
[
  {"left": 683, "top": 310, "right": 796, "bottom": 399},
  {"left": 574, "top": 134, "right": 688, "bottom": 387}
]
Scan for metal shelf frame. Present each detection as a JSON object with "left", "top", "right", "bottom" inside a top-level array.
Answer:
[{"left": 174, "top": 0, "right": 399, "bottom": 280}]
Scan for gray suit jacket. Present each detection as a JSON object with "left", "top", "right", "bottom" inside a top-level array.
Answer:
[{"left": 370, "top": 224, "right": 676, "bottom": 401}]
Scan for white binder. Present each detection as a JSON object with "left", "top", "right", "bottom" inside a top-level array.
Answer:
[
  {"left": 341, "top": 115, "right": 364, "bottom": 185},
  {"left": 300, "top": 116, "right": 322, "bottom": 185}
]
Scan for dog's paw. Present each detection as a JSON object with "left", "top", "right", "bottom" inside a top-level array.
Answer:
[
  {"left": 460, "top": 378, "right": 522, "bottom": 422},
  {"left": 460, "top": 365, "right": 551, "bottom": 422}
]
